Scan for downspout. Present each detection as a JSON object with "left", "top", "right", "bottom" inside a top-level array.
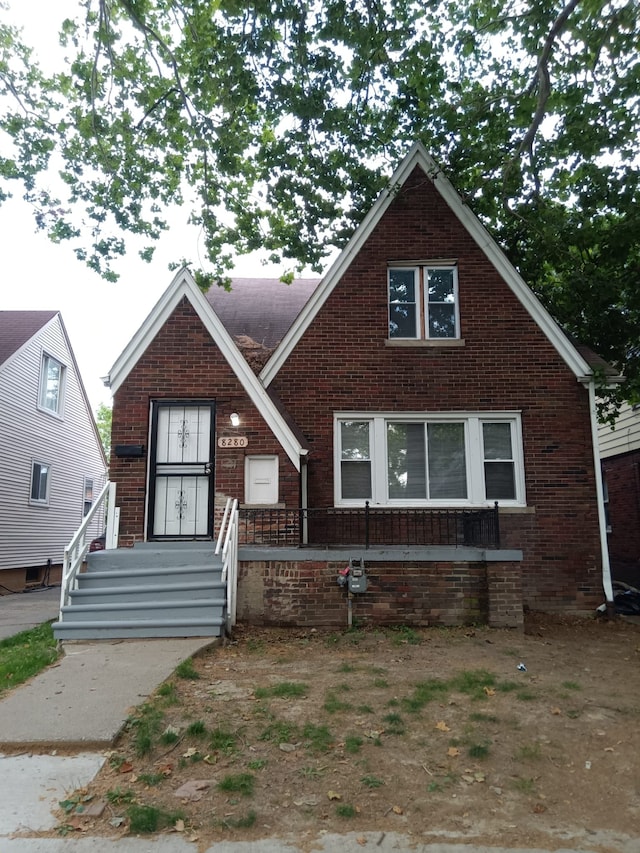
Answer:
[
  {"left": 586, "top": 379, "right": 615, "bottom": 614},
  {"left": 300, "top": 452, "right": 309, "bottom": 545}
]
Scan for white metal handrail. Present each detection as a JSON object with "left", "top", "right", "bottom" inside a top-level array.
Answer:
[
  {"left": 59, "top": 481, "right": 118, "bottom": 619},
  {"left": 215, "top": 498, "right": 239, "bottom": 632}
]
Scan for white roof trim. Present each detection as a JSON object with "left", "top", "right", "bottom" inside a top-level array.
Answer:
[
  {"left": 105, "top": 268, "right": 303, "bottom": 470},
  {"left": 260, "top": 142, "right": 592, "bottom": 385}
]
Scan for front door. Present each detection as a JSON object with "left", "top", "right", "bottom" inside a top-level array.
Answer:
[{"left": 148, "top": 401, "right": 215, "bottom": 539}]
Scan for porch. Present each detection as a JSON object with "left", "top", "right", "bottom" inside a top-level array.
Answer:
[{"left": 53, "top": 488, "right": 523, "bottom": 640}]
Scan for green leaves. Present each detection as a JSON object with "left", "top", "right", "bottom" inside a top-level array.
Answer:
[{"left": 1, "top": 0, "right": 639, "bottom": 402}]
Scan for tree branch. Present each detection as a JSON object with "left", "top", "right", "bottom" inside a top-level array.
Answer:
[{"left": 504, "top": 0, "right": 583, "bottom": 202}]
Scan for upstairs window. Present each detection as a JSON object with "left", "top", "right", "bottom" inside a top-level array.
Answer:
[
  {"left": 388, "top": 265, "right": 459, "bottom": 340},
  {"left": 39, "top": 353, "right": 65, "bottom": 415}
]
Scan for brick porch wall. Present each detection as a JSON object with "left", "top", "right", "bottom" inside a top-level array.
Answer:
[{"left": 236, "top": 559, "right": 523, "bottom": 629}]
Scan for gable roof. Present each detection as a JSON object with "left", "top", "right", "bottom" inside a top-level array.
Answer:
[
  {"left": 259, "top": 142, "right": 597, "bottom": 387},
  {"left": 104, "top": 269, "right": 307, "bottom": 469},
  {"left": 0, "top": 310, "right": 58, "bottom": 370}
]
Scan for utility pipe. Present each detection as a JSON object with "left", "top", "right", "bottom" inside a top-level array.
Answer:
[{"left": 586, "top": 380, "right": 614, "bottom": 611}]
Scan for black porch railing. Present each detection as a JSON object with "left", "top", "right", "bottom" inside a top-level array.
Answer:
[{"left": 238, "top": 502, "right": 500, "bottom": 549}]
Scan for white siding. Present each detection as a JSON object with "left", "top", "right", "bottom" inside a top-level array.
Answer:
[
  {"left": 0, "top": 316, "right": 107, "bottom": 571},
  {"left": 598, "top": 401, "right": 640, "bottom": 459}
]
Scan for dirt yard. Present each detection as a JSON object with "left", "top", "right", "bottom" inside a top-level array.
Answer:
[{"left": 53, "top": 614, "right": 639, "bottom": 851}]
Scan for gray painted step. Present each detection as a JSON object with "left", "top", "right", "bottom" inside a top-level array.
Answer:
[
  {"left": 58, "top": 599, "right": 224, "bottom": 624},
  {"left": 88, "top": 547, "right": 221, "bottom": 572},
  {"left": 78, "top": 566, "right": 222, "bottom": 587},
  {"left": 53, "top": 616, "right": 225, "bottom": 640},
  {"left": 55, "top": 544, "right": 228, "bottom": 641},
  {"left": 70, "top": 580, "right": 225, "bottom": 605}
]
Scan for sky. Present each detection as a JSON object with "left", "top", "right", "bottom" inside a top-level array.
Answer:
[{"left": 0, "top": 0, "right": 291, "bottom": 412}]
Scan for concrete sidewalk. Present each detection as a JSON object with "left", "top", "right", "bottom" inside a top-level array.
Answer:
[
  {"left": 0, "top": 585, "right": 60, "bottom": 640},
  {"left": 0, "top": 636, "right": 215, "bottom": 748}
]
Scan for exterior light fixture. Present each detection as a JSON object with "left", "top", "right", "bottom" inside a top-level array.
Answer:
[{"left": 230, "top": 412, "right": 240, "bottom": 427}]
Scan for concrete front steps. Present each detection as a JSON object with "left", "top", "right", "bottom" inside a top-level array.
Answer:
[{"left": 52, "top": 543, "right": 227, "bottom": 640}]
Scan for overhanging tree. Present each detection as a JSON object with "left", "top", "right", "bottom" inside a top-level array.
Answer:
[{"left": 1, "top": 0, "right": 638, "bottom": 404}]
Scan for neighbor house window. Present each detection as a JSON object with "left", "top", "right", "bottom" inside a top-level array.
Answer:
[
  {"left": 335, "top": 413, "right": 525, "bottom": 507},
  {"left": 30, "top": 461, "right": 50, "bottom": 505},
  {"left": 39, "top": 353, "right": 65, "bottom": 415},
  {"left": 83, "top": 477, "right": 94, "bottom": 516},
  {"left": 388, "top": 265, "right": 459, "bottom": 340}
]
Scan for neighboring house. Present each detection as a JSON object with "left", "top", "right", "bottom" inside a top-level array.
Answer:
[
  {"left": 0, "top": 311, "right": 107, "bottom": 592},
  {"left": 103, "top": 143, "right": 618, "bottom": 629},
  {"left": 598, "top": 401, "right": 640, "bottom": 587}
]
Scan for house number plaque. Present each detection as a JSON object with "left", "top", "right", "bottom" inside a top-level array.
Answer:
[{"left": 218, "top": 436, "right": 249, "bottom": 448}]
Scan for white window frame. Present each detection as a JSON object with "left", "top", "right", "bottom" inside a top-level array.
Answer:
[
  {"left": 30, "top": 460, "right": 51, "bottom": 506},
  {"left": 38, "top": 352, "right": 66, "bottom": 417},
  {"left": 334, "top": 412, "right": 526, "bottom": 508},
  {"left": 83, "top": 476, "right": 94, "bottom": 517},
  {"left": 388, "top": 264, "right": 460, "bottom": 340}
]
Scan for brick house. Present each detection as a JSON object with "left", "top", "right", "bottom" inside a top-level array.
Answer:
[{"left": 101, "top": 143, "right": 615, "bottom": 631}]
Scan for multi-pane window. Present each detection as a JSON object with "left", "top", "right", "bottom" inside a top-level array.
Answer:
[
  {"left": 30, "top": 461, "right": 50, "bottom": 504},
  {"left": 340, "top": 421, "right": 372, "bottom": 500},
  {"left": 388, "top": 266, "right": 459, "bottom": 340},
  {"left": 39, "top": 353, "right": 65, "bottom": 415},
  {"left": 336, "top": 414, "right": 524, "bottom": 506},
  {"left": 482, "top": 422, "right": 516, "bottom": 500}
]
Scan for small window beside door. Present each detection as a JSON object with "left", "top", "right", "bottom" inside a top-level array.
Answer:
[{"left": 245, "top": 456, "right": 279, "bottom": 505}]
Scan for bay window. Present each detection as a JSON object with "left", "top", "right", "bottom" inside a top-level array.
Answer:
[{"left": 336, "top": 413, "right": 524, "bottom": 507}]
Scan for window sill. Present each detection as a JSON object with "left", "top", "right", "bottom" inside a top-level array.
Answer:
[
  {"left": 385, "top": 339, "right": 465, "bottom": 348},
  {"left": 36, "top": 405, "right": 64, "bottom": 420}
]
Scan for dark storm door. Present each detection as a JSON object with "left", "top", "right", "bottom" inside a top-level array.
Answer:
[{"left": 148, "top": 401, "right": 215, "bottom": 539}]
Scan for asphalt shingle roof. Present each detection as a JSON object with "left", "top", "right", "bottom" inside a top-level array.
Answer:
[
  {"left": 0, "top": 310, "right": 58, "bottom": 369},
  {"left": 205, "top": 277, "right": 321, "bottom": 348}
]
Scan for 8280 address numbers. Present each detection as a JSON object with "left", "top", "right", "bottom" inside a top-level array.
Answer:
[{"left": 217, "top": 436, "right": 248, "bottom": 448}]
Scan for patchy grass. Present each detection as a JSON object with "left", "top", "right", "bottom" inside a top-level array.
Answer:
[
  {"left": 254, "top": 681, "right": 308, "bottom": 699},
  {"left": 174, "top": 658, "right": 200, "bottom": 680},
  {"left": 0, "top": 621, "right": 59, "bottom": 694},
  {"left": 127, "top": 804, "right": 185, "bottom": 834},
  {"left": 57, "top": 619, "right": 640, "bottom": 847},
  {"left": 217, "top": 773, "right": 255, "bottom": 797}
]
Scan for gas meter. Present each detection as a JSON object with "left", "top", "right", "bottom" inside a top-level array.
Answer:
[{"left": 347, "top": 558, "right": 367, "bottom": 594}]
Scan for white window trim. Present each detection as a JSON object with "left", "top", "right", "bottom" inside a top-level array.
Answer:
[
  {"left": 334, "top": 412, "right": 526, "bottom": 508},
  {"left": 30, "top": 460, "right": 51, "bottom": 506},
  {"left": 388, "top": 264, "right": 460, "bottom": 341},
  {"left": 83, "top": 476, "right": 94, "bottom": 518},
  {"left": 38, "top": 351, "right": 66, "bottom": 418}
]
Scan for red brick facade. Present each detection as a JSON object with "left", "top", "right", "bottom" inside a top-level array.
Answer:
[
  {"left": 110, "top": 297, "right": 301, "bottom": 546},
  {"left": 602, "top": 450, "right": 640, "bottom": 584},
  {"left": 270, "top": 167, "right": 603, "bottom": 613},
  {"left": 109, "top": 160, "right": 605, "bottom": 623}
]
